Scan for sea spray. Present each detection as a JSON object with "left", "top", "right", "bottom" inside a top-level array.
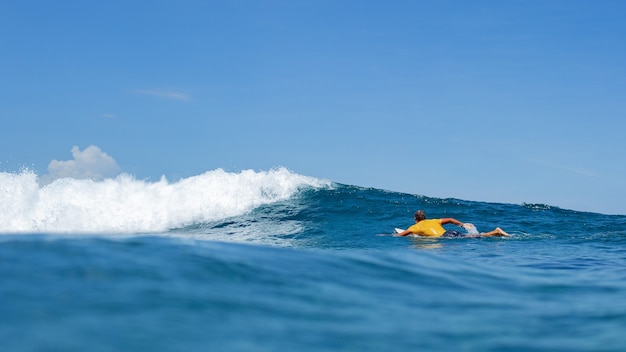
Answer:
[{"left": 0, "top": 168, "right": 330, "bottom": 234}]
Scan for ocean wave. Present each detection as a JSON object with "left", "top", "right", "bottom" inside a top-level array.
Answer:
[{"left": 0, "top": 168, "right": 330, "bottom": 234}]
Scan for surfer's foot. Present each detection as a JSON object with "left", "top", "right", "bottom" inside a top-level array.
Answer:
[
  {"left": 495, "top": 227, "right": 510, "bottom": 237},
  {"left": 481, "top": 228, "right": 511, "bottom": 237}
]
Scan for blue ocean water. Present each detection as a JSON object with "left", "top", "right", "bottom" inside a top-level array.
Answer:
[{"left": 1, "top": 168, "right": 625, "bottom": 351}]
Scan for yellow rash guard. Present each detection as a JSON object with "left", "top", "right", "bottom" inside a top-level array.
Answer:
[{"left": 407, "top": 219, "right": 446, "bottom": 237}]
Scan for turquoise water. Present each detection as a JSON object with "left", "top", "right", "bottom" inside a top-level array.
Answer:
[{"left": 1, "top": 169, "right": 625, "bottom": 351}]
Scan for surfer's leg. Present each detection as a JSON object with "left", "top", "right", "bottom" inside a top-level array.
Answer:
[{"left": 480, "top": 227, "right": 510, "bottom": 237}]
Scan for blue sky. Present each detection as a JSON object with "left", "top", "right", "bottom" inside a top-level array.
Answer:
[{"left": 1, "top": 1, "right": 625, "bottom": 215}]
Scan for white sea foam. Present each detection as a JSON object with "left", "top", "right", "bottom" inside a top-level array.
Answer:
[{"left": 0, "top": 168, "right": 330, "bottom": 234}]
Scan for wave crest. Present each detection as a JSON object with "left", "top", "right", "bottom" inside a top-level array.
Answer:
[{"left": 0, "top": 168, "right": 330, "bottom": 234}]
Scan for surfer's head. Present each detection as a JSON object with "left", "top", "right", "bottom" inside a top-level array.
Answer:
[{"left": 414, "top": 210, "right": 426, "bottom": 222}]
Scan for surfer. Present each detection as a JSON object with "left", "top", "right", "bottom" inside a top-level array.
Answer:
[{"left": 395, "top": 210, "right": 510, "bottom": 237}]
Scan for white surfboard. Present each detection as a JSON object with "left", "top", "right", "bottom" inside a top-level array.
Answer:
[{"left": 394, "top": 228, "right": 405, "bottom": 234}]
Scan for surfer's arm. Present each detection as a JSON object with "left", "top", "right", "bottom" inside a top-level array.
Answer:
[
  {"left": 440, "top": 218, "right": 464, "bottom": 227},
  {"left": 395, "top": 229, "right": 413, "bottom": 237}
]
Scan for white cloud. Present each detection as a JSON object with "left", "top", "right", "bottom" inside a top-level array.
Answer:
[
  {"left": 133, "top": 88, "right": 191, "bottom": 101},
  {"left": 43, "top": 145, "right": 121, "bottom": 184}
]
